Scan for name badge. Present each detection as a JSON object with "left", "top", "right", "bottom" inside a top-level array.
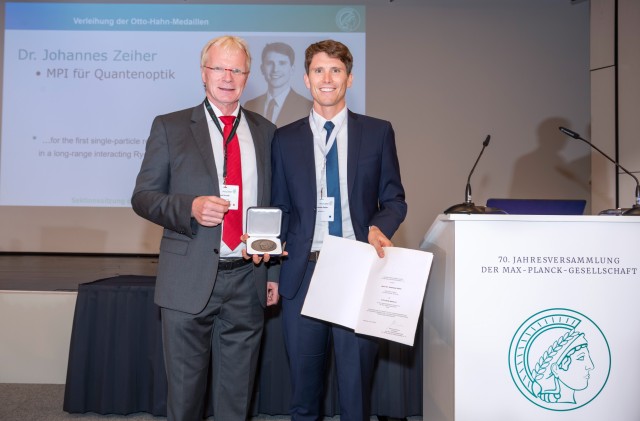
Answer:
[
  {"left": 221, "top": 185, "right": 240, "bottom": 210},
  {"left": 317, "top": 197, "right": 335, "bottom": 222}
]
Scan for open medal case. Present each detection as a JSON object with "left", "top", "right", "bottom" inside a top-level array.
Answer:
[{"left": 246, "top": 207, "right": 282, "bottom": 255}]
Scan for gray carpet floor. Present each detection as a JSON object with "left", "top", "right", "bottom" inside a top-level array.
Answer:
[
  {"left": 0, "top": 384, "right": 421, "bottom": 421},
  {"left": 0, "top": 383, "right": 289, "bottom": 421}
]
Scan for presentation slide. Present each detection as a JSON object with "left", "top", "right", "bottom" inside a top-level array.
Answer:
[{"left": 0, "top": 2, "right": 366, "bottom": 207}]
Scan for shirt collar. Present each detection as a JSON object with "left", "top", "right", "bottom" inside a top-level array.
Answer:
[
  {"left": 310, "top": 106, "right": 347, "bottom": 132},
  {"left": 267, "top": 87, "right": 291, "bottom": 108},
  {"left": 204, "top": 101, "right": 240, "bottom": 122}
]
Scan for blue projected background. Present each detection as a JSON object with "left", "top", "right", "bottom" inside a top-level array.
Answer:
[{"left": 1, "top": 3, "right": 365, "bottom": 207}]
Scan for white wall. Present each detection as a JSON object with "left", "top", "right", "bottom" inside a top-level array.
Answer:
[
  {"left": 0, "top": 291, "right": 76, "bottom": 384},
  {"left": 617, "top": 0, "right": 640, "bottom": 208},
  {"left": 368, "top": 0, "right": 590, "bottom": 248},
  {"left": 591, "top": 0, "right": 640, "bottom": 213}
]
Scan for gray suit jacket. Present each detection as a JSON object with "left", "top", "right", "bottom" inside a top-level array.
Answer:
[
  {"left": 132, "top": 102, "right": 277, "bottom": 314},
  {"left": 244, "top": 89, "right": 313, "bottom": 127}
]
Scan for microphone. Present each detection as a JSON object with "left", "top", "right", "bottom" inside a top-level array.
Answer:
[
  {"left": 444, "top": 135, "right": 504, "bottom": 214},
  {"left": 559, "top": 126, "right": 640, "bottom": 216}
]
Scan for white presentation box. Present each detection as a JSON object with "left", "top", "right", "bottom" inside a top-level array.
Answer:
[{"left": 246, "top": 207, "right": 282, "bottom": 255}]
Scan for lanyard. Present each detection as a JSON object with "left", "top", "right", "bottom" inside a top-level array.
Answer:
[
  {"left": 204, "top": 98, "right": 242, "bottom": 181},
  {"left": 309, "top": 111, "right": 346, "bottom": 198},
  {"left": 310, "top": 112, "right": 344, "bottom": 158}
]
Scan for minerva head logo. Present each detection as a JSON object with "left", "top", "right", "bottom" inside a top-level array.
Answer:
[
  {"left": 335, "top": 7, "right": 361, "bottom": 32},
  {"left": 508, "top": 308, "right": 610, "bottom": 411}
]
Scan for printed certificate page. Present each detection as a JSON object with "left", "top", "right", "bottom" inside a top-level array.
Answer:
[
  {"left": 301, "top": 235, "right": 433, "bottom": 346},
  {"left": 301, "top": 235, "right": 374, "bottom": 329},
  {"left": 356, "top": 246, "right": 433, "bottom": 345}
]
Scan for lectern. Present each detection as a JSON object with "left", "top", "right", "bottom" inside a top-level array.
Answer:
[{"left": 419, "top": 214, "right": 640, "bottom": 421}]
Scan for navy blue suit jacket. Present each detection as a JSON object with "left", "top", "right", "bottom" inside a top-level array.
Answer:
[{"left": 271, "top": 110, "right": 407, "bottom": 299}]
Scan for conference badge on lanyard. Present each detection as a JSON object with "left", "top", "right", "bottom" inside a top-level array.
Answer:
[
  {"left": 317, "top": 197, "right": 335, "bottom": 222},
  {"left": 220, "top": 185, "right": 239, "bottom": 210}
]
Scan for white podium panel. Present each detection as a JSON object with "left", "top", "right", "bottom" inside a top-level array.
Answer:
[{"left": 420, "top": 214, "right": 640, "bottom": 421}]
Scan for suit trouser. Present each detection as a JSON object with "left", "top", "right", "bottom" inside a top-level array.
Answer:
[
  {"left": 282, "top": 261, "right": 379, "bottom": 421},
  {"left": 161, "top": 263, "right": 264, "bottom": 421}
]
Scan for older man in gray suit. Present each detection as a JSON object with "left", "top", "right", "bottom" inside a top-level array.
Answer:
[{"left": 132, "top": 35, "right": 277, "bottom": 421}]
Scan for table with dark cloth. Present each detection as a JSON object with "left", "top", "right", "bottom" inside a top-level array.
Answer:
[{"left": 63, "top": 275, "right": 423, "bottom": 417}]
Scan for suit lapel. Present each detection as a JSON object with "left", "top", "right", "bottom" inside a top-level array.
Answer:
[
  {"left": 277, "top": 91, "right": 296, "bottom": 127},
  {"left": 347, "top": 110, "right": 362, "bottom": 198},
  {"left": 297, "top": 119, "right": 318, "bottom": 203},
  {"left": 244, "top": 110, "right": 267, "bottom": 206},
  {"left": 190, "top": 104, "right": 221, "bottom": 195},
  {"left": 281, "top": 118, "right": 316, "bottom": 205}
]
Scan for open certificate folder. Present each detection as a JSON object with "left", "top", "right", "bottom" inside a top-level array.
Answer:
[{"left": 301, "top": 235, "right": 433, "bottom": 346}]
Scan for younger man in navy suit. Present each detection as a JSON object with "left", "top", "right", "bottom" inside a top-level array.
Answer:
[{"left": 271, "top": 39, "right": 407, "bottom": 421}]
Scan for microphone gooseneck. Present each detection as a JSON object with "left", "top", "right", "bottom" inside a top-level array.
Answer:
[
  {"left": 464, "top": 135, "right": 491, "bottom": 204},
  {"left": 444, "top": 135, "right": 503, "bottom": 215},
  {"left": 558, "top": 126, "right": 640, "bottom": 215}
]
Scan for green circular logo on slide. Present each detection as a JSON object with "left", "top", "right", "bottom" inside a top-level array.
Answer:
[
  {"left": 508, "top": 308, "right": 610, "bottom": 411},
  {"left": 335, "top": 8, "right": 361, "bottom": 32}
]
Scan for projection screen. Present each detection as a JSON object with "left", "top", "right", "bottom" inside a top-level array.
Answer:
[{"left": 0, "top": 2, "right": 366, "bottom": 253}]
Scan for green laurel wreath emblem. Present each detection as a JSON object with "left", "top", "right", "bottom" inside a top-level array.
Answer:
[{"left": 508, "top": 308, "right": 610, "bottom": 411}]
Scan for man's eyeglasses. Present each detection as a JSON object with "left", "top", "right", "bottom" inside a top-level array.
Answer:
[{"left": 203, "top": 66, "right": 249, "bottom": 76}]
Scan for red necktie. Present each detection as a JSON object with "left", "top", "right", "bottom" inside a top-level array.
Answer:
[{"left": 220, "top": 115, "right": 243, "bottom": 250}]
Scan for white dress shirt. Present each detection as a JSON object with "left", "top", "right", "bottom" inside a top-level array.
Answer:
[{"left": 309, "top": 107, "right": 355, "bottom": 252}]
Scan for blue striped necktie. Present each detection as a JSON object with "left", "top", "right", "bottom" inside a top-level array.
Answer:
[{"left": 324, "top": 120, "right": 342, "bottom": 237}]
